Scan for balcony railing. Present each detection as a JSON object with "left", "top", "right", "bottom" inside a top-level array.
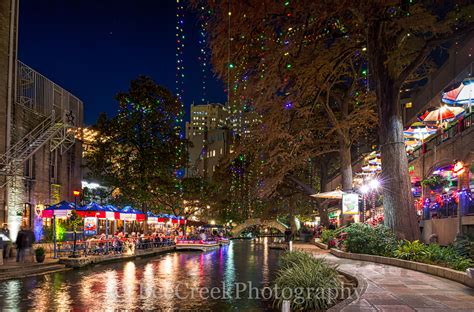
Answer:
[{"left": 408, "top": 111, "right": 473, "bottom": 163}]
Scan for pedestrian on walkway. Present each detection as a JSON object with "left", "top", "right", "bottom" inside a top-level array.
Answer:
[
  {"left": 24, "top": 226, "right": 35, "bottom": 262},
  {"left": 15, "top": 226, "right": 26, "bottom": 262},
  {"left": 1, "top": 223, "right": 10, "bottom": 259}
]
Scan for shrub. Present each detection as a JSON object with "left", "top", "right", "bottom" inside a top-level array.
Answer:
[
  {"left": 449, "top": 257, "right": 474, "bottom": 271},
  {"left": 394, "top": 240, "right": 427, "bottom": 261},
  {"left": 396, "top": 242, "right": 474, "bottom": 271},
  {"left": 279, "top": 250, "right": 320, "bottom": 270},
  {"left": 320, "top": 229, "right": 335, "bottom": 244},
  {"left": 274, "top": 251, "right": 342, "bottom": 311},
  {"left": 343, "top": 223, "right": 397, "bottom": 256}
]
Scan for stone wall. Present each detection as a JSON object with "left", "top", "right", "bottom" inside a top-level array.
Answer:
[
  {"left": 0, "top": 0, "right": 18, "bottom": 222},
  {"left": 422, "top": 216, "right": 474, "bottom": 246}
]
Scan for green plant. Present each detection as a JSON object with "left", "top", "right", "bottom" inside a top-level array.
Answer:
[
  {"left": 35, "top": 247, "right": 45, "bottom": 257},
  {"left": 274, "top": 252, "right": 341, "bottom": 311},
  {"left": 421, "top": 175, "right": 448, "bottom": 189},
  {"left": 279, "top": 250, "right": 319, "bottom": 270},
  {"left": 343, "top": 223, "right": 397, "bottom": 256},
  {"left": 320, "top": 229, "right": 335, "bottom": 244},
  {"left": 403, "top": 243, "right": 474, "bottom": 271},
  {"left": 394, "top": 240, "right": 428, "bottom": 261},
  {"left": 453, "top": 236, "right": 471, "bottom": 258},
  {"left": 449, "top": 257, "right": 474, "bottom": 271}
]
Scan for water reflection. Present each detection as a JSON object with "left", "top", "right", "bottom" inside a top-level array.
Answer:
[{"left": 0, "top": 240, "right": 281, "bottom": 311}]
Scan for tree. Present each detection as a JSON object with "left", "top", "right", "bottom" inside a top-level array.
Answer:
[
  {"left": 152, "top": 176, "right": 215, "bottom": 219},
  {"left": 85, "top": 76, "right": 186, "bottom": 213},
  {"left": 364, "top": 2, "right": 473, "bottom": 240},
  {"left": 198, "top": 0, "right": 473, "bottom": 240}
]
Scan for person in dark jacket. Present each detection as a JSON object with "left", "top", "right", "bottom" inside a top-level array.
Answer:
[
  {"left": 15, "top": 226, "right": 35, "bottom": 262},
  {"left": 16, "top": 227, "right": 26, "bottom": 262}
]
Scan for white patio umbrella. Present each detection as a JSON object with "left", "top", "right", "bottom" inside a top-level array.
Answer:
[{"left": 311, "top": 189, "right": 346, "bottom": 199}]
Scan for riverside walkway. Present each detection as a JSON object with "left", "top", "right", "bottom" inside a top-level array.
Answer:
[{"left": 295, "top": 243, "right": 474, "bottom": 311}]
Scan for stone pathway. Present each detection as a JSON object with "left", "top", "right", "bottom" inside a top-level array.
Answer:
[{"left": 295, "top": 244, "right": 474, "bottom": 312}]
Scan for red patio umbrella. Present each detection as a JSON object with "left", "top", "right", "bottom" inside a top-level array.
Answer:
[{"left": 417, "top": 105, "right": 465, "bottom": 125}]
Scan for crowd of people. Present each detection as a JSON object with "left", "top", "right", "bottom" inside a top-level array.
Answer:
[{"left": 57, "top": 227, "right": 228, "bottom": 256}]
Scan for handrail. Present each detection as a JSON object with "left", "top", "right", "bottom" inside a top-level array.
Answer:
[
  {"left": 0, "top": 112, "right": 56, "bottom": 165},
  {"left": 408, "top": 111, "right": 473, "bottom": 163}
]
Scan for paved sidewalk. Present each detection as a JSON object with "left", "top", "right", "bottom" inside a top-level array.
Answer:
[
  {"left": 295, "top": 244, "right": 474, "bottom": 311},
  {"left": 0, "top": 257, "right": 68, "bottom": 281}
]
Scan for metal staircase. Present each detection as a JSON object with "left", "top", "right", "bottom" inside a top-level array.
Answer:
[{"left": 0, "top": 111, "right": 74, "bottom": 186}]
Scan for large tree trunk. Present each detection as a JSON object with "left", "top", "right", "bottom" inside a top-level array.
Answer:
[
  {"left": 339, "top": 139, "right": 353, "bottom": 192},
  {"left": 288, "top": 197, "right": 297, "bottom": 236},
  {"left": 318, "top": 161, "right": 330, "bottom": 226},
  {"left": 368, "top": 22, "right": 420, "bottom": 240}
]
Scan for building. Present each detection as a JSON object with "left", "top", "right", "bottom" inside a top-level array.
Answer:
[
  {"left": 186, "top": 103, "right": 231, "bottom": 179},
  {"left": 0, "top": 0, "right": 83, "bottom": 239},
  {"left": 185, "top": 102, "right": 228, "bottom": 138},
  {"left": 187, "top": 129, "right": 231, "bottom": 179}
]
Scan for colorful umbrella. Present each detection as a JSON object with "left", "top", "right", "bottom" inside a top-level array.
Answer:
[
  {"left": 404, "top": 122, "right": 438, "bottom": 140},
  {"left": 417, "top": 105, "right": 465, "bottom": 124},
  {"left": 77, "top": 202, "right": 118, "bottom": 219},
  {"left": 442, "top": 77, "right": 474, "bottom": 105},
  {"left": 417, "top": 107, "right": 437, "bottom": 122},
  {"left": 404, "top": 138, "right": 420, "bottom": 147},
  {"left": 120, "top": 206, "right": 146, "bottom": 221},
  {"left": 147, "top": 211, "right": 159, "bottom": 223},
  {"left": 45, "top": 201, "right": 78, "bottom": 210},
  {"left": 42, "top": 201, "right": 78, "bottom": 218}
]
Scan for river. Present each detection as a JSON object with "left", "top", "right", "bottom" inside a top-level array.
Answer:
[{"left": 0, "top": 239, "right": 283, "bottom": 311}]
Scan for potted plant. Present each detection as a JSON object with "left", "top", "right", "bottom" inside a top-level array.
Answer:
[
  {"left": 35, "top": 247, "right": 45, "bottom": 263},
  {"left": 421, "top": 175, "right": 448, "bottom": 191}
]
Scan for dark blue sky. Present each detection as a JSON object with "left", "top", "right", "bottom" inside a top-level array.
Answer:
[{"left": 19, "top": 0, "right": 225, "bottom": 125}]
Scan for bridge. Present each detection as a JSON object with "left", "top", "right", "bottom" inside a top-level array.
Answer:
[{"left": 232, "top": 218, "right": 288, "bottom": 236}]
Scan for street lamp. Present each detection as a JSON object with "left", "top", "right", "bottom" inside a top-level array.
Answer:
[
  {"left": 360, "top": 185, "right": 369, "bottom": 222},
  {"left": 453, "top": 160, "right": 465, "bottom": 238},
  {"left": 369, "top": 179, "right": 380, "bottom": 190},
  {"left": 71, "top": 190, "right": 81, "bottom": 258},
  {"left": 360, "top": 179, "right": 381, "bottom": 222}
]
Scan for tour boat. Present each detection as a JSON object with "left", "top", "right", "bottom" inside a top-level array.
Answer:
[
  {"left": 217, "top": 237, "right": 230, "bottom": 246},
  {"left": 175, "top": 240, "right": 220, "bottom": 251}
]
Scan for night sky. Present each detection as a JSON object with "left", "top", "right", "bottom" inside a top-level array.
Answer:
[{"left": 18, "top": 0, "right": 225, "bottom": 125}]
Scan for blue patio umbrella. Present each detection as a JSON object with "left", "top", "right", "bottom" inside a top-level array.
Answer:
[
  {"left": 103, "top": 204, "right": 119, "bottom": 212},
  {"left": 147, "top": 211, "right": 158, "bottom": 217},
  {"left": 81, "top": 202, "right": 105, "bottom": 212},
  {"left": 121, "top": 206, "right": 135, "bottom": 213},
  {"left": 45, "top": 200, "right": 78, "bottom": 210}
]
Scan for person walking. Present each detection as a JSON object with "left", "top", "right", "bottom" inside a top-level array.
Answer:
[
  {"left": 16, "top": 227, "right": 26, "bottom": 262},
  {"left": 23, "top": 227, "right": 35, "bottom": 262},
  {"left": 1, "top": 224, "right": 10, "bottom": 259}
]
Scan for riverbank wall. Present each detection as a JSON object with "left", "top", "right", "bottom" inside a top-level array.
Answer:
[{"left": 60, "top": 246, "right": 176, "bottom": 268}]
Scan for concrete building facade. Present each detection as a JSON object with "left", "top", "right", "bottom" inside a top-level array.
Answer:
[
  {"left": 0, "top": 0, "right": 83, "bottom": 239},
  {"left": 186, "top": 103, "right": 231, "bottom": 179},
  {"left": 185, "top": 102, "right": 228, "bottom": 138}
]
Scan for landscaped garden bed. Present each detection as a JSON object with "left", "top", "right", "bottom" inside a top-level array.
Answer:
[
  {"left": 320, "top": 223, "right": 474, "bottom": 287},
  {"left": 272, "top": 251, "right": 358, "bottom": 311}
]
